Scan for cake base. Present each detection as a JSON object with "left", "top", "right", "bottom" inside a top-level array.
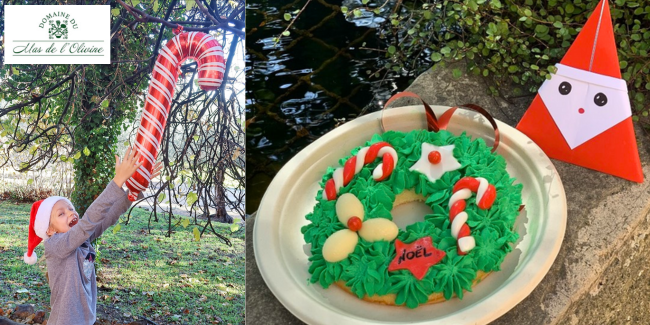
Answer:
[
  {"left": 333, "top": 189, "right": 491, "bottom": 305},
  {"left": 335, "top": 270, "right": 490, "bottom": 305}
]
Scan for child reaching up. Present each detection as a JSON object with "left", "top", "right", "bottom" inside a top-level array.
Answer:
[{"left": 23, "top": 146, "right": 163, "bottom": 325}]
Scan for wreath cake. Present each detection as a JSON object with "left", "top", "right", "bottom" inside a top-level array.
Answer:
[{"left": 301, "top": 129, "right": 523, "bottom": 309}]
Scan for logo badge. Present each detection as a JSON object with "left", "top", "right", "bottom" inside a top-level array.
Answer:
[
  {"left": 49, "top": 20, "right": 69, "bottom": 39},
  {"left": 4, "top": 5, "right": 110, "bottom": 64}
]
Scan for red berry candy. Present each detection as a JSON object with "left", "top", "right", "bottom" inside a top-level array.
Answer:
[
  {"left": 428, "top": 151, "right": 441, "bottom": 164},
  {"left": 347, "top": 216, "right": 362, "bottom": 232}
]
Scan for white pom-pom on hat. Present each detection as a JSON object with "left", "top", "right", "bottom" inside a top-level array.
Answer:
[{"left": 24, "top": 251, "right": 37, "bottom": 265}]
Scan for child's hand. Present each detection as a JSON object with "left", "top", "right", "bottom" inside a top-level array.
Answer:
[
  {"left": 113, "top": 146, "right": 144, "bottom": 187},
  {"left": 151, "top": 161, "right": 163, "bottom": 180}
]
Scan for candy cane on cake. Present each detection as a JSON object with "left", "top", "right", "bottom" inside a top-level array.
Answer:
[
  {"left": 322, "top": 142, "right": 398, "bottom": 201},
  {"left": 448, "top": 177, "right": 497, "bottom": 255},
  {"left": 126, "top": 27, "right": 225, "bottom": 201}
]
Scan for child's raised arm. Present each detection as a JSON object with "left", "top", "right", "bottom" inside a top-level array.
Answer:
[
  {"left": 91, "top": 148, "right": 163, "bottom": 240},
  {"left": 45, "top": 147, "right": 161, "bottom": 257}
]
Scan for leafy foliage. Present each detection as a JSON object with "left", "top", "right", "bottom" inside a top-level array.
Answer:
[
  {"left": 351, "top": 0, "right": 650, "bottom": 122},
  {"left": 0, "top": 0, "right": 245, "bottom": 240}
]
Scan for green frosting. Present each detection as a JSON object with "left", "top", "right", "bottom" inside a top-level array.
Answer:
[{"left": 300, "top": 129, "right": 523, "bottom": 308}]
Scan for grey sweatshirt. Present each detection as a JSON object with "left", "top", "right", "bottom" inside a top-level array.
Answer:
[{"left": 43, "top": 180, "right": 144, "bottom": 325}]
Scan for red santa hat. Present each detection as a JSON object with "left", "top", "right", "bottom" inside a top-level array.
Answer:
[{"left": 24, "top": 196, "right": 74, "bottom": 265}]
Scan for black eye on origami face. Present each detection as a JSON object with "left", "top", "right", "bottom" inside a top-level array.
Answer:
[
  {"left": 558, "top": 81, "right": 572, "bottom": 95},
  {"left": 594, "top": 92, "right": 608, "bottom": 107}
]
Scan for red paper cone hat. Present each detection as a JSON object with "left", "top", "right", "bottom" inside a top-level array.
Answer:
[{"left": 516, "top": 0, "right": 643, "bottom": 183}]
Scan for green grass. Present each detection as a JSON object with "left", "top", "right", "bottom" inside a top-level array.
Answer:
[{"left": 0, "top": 200, "right": 245, "bottom": 325}]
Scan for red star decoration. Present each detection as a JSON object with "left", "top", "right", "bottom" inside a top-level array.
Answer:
[{"left": 388, "top": 237, "right": 446, "bottom": 280}]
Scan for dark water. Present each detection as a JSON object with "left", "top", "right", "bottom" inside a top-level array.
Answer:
[{"left": 246, "top": 0, "right": 431, "bottom": 213}]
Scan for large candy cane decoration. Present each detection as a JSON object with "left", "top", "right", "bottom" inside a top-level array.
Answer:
[
  {"left": 126, "top": 28, "right": 225, "bottom": 201},
  {"left": 448, "top": 177, "right": 497, "bottom": 255},
  {"left": 322, "top": 142, "right": 398, "bottom": 201}
]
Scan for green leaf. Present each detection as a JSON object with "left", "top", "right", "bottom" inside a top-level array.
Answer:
[
  {"left": 112, "top": 224, "right": 121, "bottom": 234},
  {"left": 152, "top": 0, "right": 159, "bottom": 11},
  {"left": 129, "top": 0, "right": 140, "bottom": 7},
  {"left": 158, "top": 193, "right": 166, "bottom": 203},
  {"left": 353, "top": 9, "right": 362, "bottom": 17},
  {"left": 181, "top": 218, "right": 189, "bottom": 228},
  {"left": 431, "top": 52, "right": 442, "bottom": 62},
  {"left": 388, "top": 46, "right": 397, "bottom": 54},
  {"left": 362, "top": 0, "right": 369, "bottom": 4},
  {"left": 83, "top": 147, "right": 90, "bottom": 156},
  {"left": 193, "top": 227, "right": 200, "bottom": 241},
  {"left": 284, "top": 13, "right": 291, "bottom": 21},
  {"left": 186, "top": 0, "right": 196, "bottom": 10},
  {"left": 565, "top": 3, "right": 574, "bottom": 13},
  {"left": 193, "top": 135, "right": 200, "bottom": 141},
  {"left": 186, "top": 192, "right": 198, "bottom": 206},
  {"left": 341, "top": 6, "right": 348, "bottom": 14},
  {"left": 452, "top": 68, "right": 462, "bottom": 78},
  {"left": 282, "top": 31, "right": 290, "bottom": 37},
  {"left": 11, "top": 67, "right": 19, "bottom": 75},
  {"left": 111, "top": 8, "right": 120, "bottom": 16},
  {"left": 101, "top": 100, "right": 109, "bottom": 108},
  {"left": 535, "top": 25, "right": 549, "bottom": 35},
  {"left": 440, "top": 46, "right": 451, "bottom": 54},
  {"left": 27, "top": 179, "right": 34, "bottom": 185},
  {"left": 230, "top": 224, "right": 240, "bottom": 233},
  {"left": 74, "top": 151, "right": 81, "bottom": 159}
]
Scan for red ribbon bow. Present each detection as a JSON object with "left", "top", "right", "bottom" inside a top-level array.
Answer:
[{"left": 382, "top": 91, "right": 501, "bottom": 153}]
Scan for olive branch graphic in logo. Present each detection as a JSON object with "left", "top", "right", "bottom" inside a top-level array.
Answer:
[{"left": 48, "top": 20, "right": 68, "bottom": 39}]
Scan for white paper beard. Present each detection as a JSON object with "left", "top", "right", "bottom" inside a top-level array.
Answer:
[{"left": 538, "top": 64, "right": 631, "bottom": 149}]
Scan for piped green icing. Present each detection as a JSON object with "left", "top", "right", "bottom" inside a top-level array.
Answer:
[{"left": 301, "top": 129, "right": 523, "bottom": 308}]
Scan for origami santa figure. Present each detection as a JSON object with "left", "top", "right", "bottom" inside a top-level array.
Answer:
[{"left": 517, "top": 0, "right": 643, "bottom": 183}]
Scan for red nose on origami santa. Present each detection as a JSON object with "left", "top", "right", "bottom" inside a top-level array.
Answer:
[{"left": 516, "top": 0, "right": 643, "bottom": 183}]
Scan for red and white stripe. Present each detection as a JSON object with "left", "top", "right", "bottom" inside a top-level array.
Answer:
[
  {"left": 322, "top": 142, "right": 398, "bottom": 201},
  {"left": 448, "top": 177, "right": 497, "bottom": 255},
  {"left": 126, "top": 32, "right": 225, "bottom": 201}
]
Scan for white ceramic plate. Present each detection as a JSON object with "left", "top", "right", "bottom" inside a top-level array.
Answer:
[{"left": 254, "top": 105, "right": 567, "bottom": 325}]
